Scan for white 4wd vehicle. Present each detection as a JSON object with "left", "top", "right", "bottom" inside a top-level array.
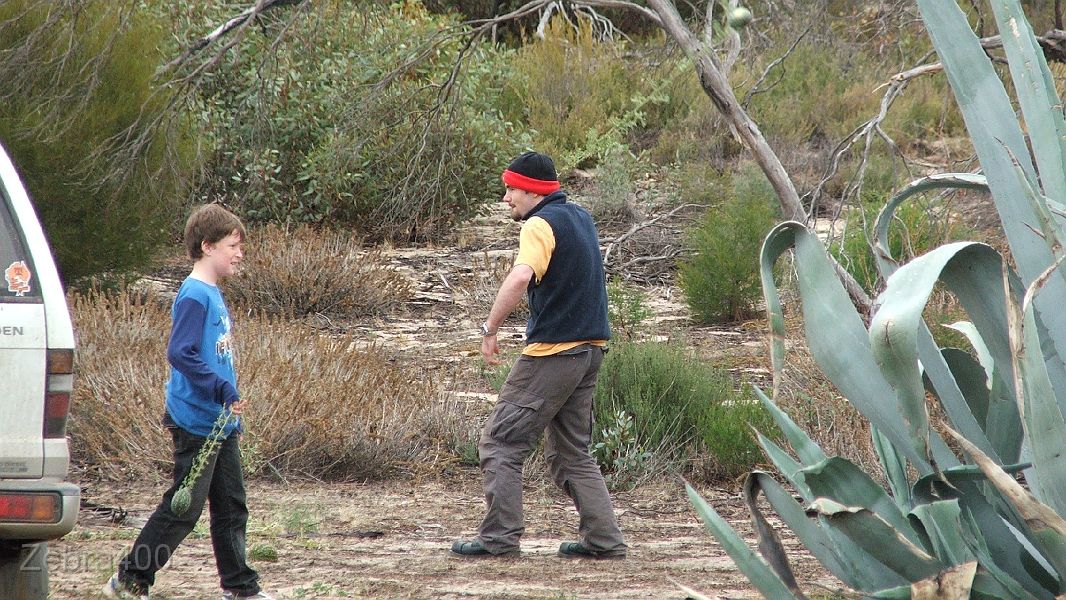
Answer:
[{"left": 0, "top": 142, "right": 79, "bottom": 599}]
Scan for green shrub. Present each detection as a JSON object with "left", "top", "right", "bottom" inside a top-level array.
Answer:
[
  {"left": 591, "top": 409, "right": 654, "bottom": 490},
  {"left": 199, "top": 2, "right": 524, "bottom": 240},
  {"left": 606, "top": 279, "right": 652, "bottom": 341},
  {"left": 588, "top": 146, "right": 640, "bottom": 224},
  {"left": 222, "top": 224, "right": 411, "bottom": 318},
  {"left": 593, "top": 341, "right": 776, "bottom": 481},
  {"left": 678, "top": 163, "right": 778, "bottom": 323},
  {"left": 502, "top": 18, "right": 663, "bottom": 173},
  {"left": 0, "top": 1, "right": 199, "bottom": 282}
]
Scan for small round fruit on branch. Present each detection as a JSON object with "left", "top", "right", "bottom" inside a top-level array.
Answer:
[{"left": 727, "top": 6, "right": 752, "bottom": 28}]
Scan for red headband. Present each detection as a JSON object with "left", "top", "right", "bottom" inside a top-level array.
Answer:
[{"left": 502, "top": 169, "right": 560, "bottom": 196}]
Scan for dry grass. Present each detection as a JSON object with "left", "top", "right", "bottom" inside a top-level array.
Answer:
[
  {"left": 224, "top": 224, "right": 412, "bottom": 318},
  {"left": 451, "top": 250, "right": 527, "bottom": 319},
  {"left": 70, "top": 288, "right": 470, "bottom": 482}
]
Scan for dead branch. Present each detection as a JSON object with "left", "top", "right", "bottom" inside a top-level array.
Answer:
[
  {"left": 164, "top": 0, "right": 306, "bottom": 72},
  {"left": 802, "top": 48, "right": 939, "bottom": 231},
  {"left": 742, "top": 24, "right": 811, "bottom": 107},
  {"left": 603, "top": 203, "right": 704, "bottom": 267}
]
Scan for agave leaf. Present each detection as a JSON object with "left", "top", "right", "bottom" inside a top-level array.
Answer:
[
  {"left": 946, "top": 428, "right": 1066, "bottom": 580},
  {"left": 944, "top": 322, "right": 995, "bottom": 382},
  {"left": 754, "top": 387, "right": 826, "bottom": 467},
  {"left": 1005, "top": 155, "right": 1066, "bottom": 416},
  {"left": 801, "top": 458, "right": 924, "bottom": 548},
  {"left": 917, "top": 0, "right": 1066, "bottom": 385},
  {"left": 988, "top": 0, "right": 1066, "bottom": 204},
  {"left": 749, "top": 471, "right": 907, "bottom": 592},
  {"left": 939, "top": 348, "right": 990, "bottom": 429},
  {"left": 909, "top": 467, "right": 1055, "bottom": 598},
  {"left": 872, "top": 173, "right": 989, "bottom": 278},
  {"left": 1043, "top": 197, "right": 1066, "bottom": 231},
  {"left": 942, "top": 322, "right": 1024, "bottom": 463},
  {"left": 867, "top": 562, "right": 978, "bottom": 600},
  {"left": 808, "top": 499, "right": 943, "bottom": 581},
  {"left": 755, "top": 431, "right": 808, "bottom": 497},
  {"left": 740, "top": 473, "right": 803, "bottom": 595},
  {"left": 872, "top": 425, "right": 912, "bottom": 512},
  {"left": 761, "top": 222, "right": 938, "bottom": 470},
  {"left": 870, "top": 242, "right": 1009, "bottom": 462},
  {"left": 684, "top": 483, "right": 801, "bottom": 599},
  {"left": 909, "top": 500, "right": 974, "bottom": 566},
  {"left": 1006, "top": 257, "right": 1066, "bottom": 516}
]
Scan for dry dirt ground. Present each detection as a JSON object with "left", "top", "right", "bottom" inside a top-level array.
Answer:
[
  {"left": 51, "top": 474, "right": 835, "bottom": 599},
  {"left": 51, "top": 199, "right": 839, "bottom": 599}
]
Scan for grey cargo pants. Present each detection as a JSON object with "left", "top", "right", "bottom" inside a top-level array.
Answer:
[{"left": 477, "top": 345, "right": 627, "bottom": 556}]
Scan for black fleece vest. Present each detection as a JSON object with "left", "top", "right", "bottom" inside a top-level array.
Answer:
[{"left": 523, "top": 192, "right": 611, "bottom": 344}]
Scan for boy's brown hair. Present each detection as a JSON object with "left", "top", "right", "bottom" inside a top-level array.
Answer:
[{"left": 184, "top": 204, "right": 246, "bottom": 260}]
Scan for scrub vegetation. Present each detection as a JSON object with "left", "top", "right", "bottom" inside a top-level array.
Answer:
[{"left": 15, "top": 4, "right": 1066, "bottom": 595}]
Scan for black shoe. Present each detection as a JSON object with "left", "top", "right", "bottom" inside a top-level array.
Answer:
[
  {"left": 450, "top": 539, "right": 519, "bottom": 558},
  {"left": 557, "top": 541, "right": 626, "bottom": 560}
]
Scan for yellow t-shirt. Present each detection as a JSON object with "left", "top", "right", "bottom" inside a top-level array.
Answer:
[{"left": 515, "top": 217, "right": 607, "bottom": 357}]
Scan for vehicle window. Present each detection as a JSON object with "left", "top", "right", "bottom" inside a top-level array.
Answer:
[{"left": 0, "top": 190, "right": 40, "bottom": 301}]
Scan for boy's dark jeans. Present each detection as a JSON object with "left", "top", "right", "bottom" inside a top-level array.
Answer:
[{"left": 118, "top": 416, "right": 260, "bottom": 595}]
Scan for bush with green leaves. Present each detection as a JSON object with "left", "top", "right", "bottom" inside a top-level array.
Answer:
[
  {"left": 594, "top": 341, "right": 774, "bottom": 481},
  {"left": 590, "top": 410, "right": 653, "bottom": 490},
  {"left": 606, "top": 279, "right": 652, "bottom": 341},
  {"left": 0, "top": 1, "right": 199, "bottom": 283},
  {"left": 198, "top": 2, "right": 525, "bottom": 240},
  {"left": 678, "top": 163, "right": 778, "bottom": 323},
  {"left": 687, "top": 2, "right": 1066, "bottom": 597},
  {"left": 501, "top": 17, "right": 669, "bottom": 174}
]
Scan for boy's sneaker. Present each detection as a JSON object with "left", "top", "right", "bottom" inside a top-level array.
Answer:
[
  {"left": 221, "top": 592, "right": 276, "bottom": 600},
  {"left": 101, "top": 573, "right": 150, "bottom": 599}
]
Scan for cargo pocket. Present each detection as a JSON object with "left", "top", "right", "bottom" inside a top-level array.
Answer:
[{"left": 489, "top": 385, "right": 546, "bottom": 445}]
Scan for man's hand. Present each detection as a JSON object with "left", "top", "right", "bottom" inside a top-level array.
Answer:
[
  {"left": 479, "top": 264, "right": 533, "bottom": 366},
  {"left": 482, "top": 334, "right": 501, "bottom": 365}
]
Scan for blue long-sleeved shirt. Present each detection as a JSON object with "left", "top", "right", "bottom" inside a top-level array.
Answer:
[{"left": 165, "top": 277, "right": 240, "bottom": 437}]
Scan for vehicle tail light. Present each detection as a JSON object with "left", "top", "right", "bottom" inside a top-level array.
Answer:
[
  {"left": 44, "top": 348, "right": 74, "bottom": 439},
  {"left": 0, "top": 493, "right": 60, "bottom": 523}
]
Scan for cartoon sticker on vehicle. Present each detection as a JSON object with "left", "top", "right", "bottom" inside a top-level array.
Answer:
[{"left": 5, "top": 261, "right": 31, "bottom": 296}]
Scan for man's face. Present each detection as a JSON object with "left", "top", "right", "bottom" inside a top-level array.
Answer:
[{"left": 502, "top": 185, "right": 542, "bottom": 221}]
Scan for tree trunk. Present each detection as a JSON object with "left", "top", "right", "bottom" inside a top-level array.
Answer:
[
  {"left": 645, "top": 0, "right": 873, "bottom": 314},
  {"left": 646, "top": 0, "right": 803, "bottom": 222}
]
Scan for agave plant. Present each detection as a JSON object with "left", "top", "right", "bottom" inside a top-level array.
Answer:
[{"left": 687, "top": 1, "right": 1066, "bottom": 598}]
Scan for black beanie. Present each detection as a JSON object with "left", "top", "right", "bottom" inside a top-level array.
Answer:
[{"left": 502, "top": 151, "right": 560, "bottom": 195}]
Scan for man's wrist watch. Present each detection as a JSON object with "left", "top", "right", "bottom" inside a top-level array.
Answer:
[{"left": 479, "top": 322, "right": 496, "bottom": 337}]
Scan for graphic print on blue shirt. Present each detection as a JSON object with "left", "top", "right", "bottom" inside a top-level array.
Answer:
[{"left": 165, "top": 277, "right": 241, "bottom": 437}]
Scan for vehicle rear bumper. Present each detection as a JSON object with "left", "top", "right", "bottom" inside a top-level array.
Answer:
[{"left": 0, "top": 481, "right": 79, "bottom": 542}]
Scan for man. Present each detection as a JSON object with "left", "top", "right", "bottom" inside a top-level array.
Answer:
[{"left": 451, "top": 151, "right": 627, "bottom": 560}]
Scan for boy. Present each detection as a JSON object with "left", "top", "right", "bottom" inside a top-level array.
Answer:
[{"left": 104, "top": 204, "right": 272, "bottom": 600}]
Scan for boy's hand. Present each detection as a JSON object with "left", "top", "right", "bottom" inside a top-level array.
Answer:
[
  {"left": 230, "top": 398, "right": 248, "bottom": 415},
  {"left": 481, "top": 334, "right": 501, "bottom": 365}
]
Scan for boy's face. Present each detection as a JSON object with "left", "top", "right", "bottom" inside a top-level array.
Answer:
[{"left": 201, "top": 230, "right": 244, "bottom": 279}]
